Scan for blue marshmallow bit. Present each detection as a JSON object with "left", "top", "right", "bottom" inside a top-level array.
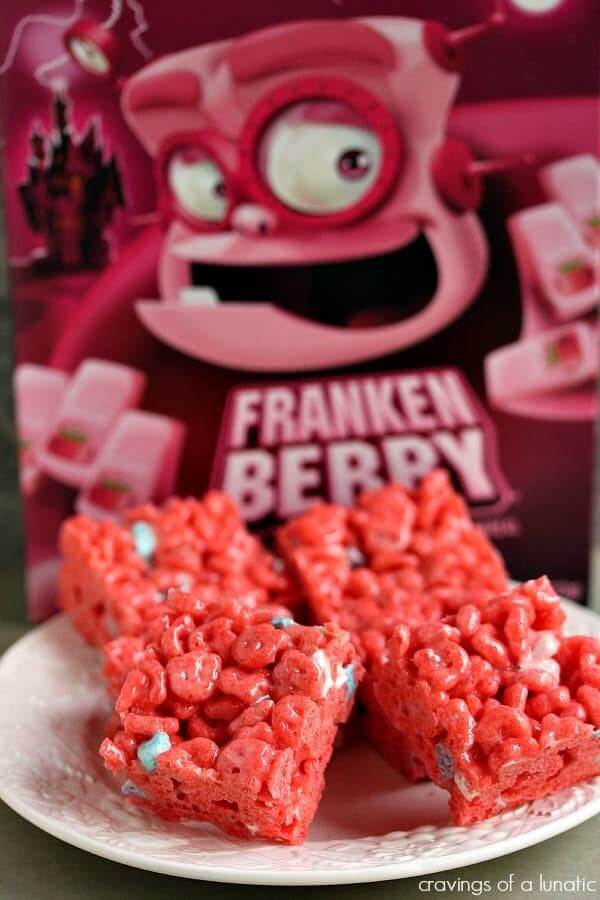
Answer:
[
  {"left": 346, "top": 546, "right": 367, "bottom": 569},
  {"left": 137, "top": 731, "right": 171, "bottom": 773},
  {"left": 271, "top": 616, "right": 295, "bottom": 629},
  {"left": 177, "top": 574, "right": 193, "bottom": 593},
  {"left": 594, "top": 729, "right": 600, "bottom": 739},
  {"left": 121, "top": 780, "right": 147, "bottom": 799},
  {"left": 131, "top": 520, "right": 157, "bottom": 562},
  {"left": 342, "top": 662, "right": 358, "bottom": 700},
  {"left": 435, "top": 743, "right": 454, "bottom": 781}
]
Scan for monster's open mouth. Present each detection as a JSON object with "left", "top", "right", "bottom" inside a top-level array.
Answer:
[{"left": 186, "top": 234, "right": 438, "bottom": 329}]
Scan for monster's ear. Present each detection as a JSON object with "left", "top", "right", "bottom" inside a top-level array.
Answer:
[
  {"left": 227, "top": 21, "right": 395, "bottom": 82},
  {"left": 122, "top": 68, "right": 202, "bottom": 154}
]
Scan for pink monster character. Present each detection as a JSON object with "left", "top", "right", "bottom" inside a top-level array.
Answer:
[{"left": 118, "top": 14, "right": 504, "bottom": 372}]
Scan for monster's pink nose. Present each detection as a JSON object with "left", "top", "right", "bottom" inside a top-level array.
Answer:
[{"left": 230, "top": 204, "right": 278, "bottom": 236}]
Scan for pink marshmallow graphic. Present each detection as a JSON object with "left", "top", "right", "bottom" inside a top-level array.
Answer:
[
  {"left": 540, "top": 155, "right": 600, "bottom": 248},
  {"left": 38, "top": 359, "right": 146, "bottom": 488},
  {"left": 485, "top": 321, "right": 598, "bottom": 405},
  {"left": 13, "top": 364, "right": 69, "bottom": 495},
  {"left": 76, "top": 410, "right": 185, "bottom": 519},
  {"left": 511, "top": 202, "right": 598, "bottom": 321}
]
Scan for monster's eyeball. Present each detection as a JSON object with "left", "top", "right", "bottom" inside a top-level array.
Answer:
[
  {"left": 510, "top": 0, "right": 563, "bottom": 12},
  {"left": 64, "top": 20, "right": 122, "bottom": 79},
  {"left": 238, "top": 78, "right": 403, "bottom": 228},
  {"left": 261, "top": 101, "right": 383, "bottom": 217},
  {"left": 167, "top": 148, "right": 229, "bottom": 224}
]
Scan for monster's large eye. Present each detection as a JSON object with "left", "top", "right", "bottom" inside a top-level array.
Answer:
[
  {"left": 167, "top": 148, "right": 228, "bottom": 223},
  {"left": 260, "top": 101, "right": 382, "bottom": 216}
]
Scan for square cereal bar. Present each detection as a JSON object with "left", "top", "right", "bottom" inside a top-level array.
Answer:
[
  {"left": 374, "top": 577, "right": 600, "bottom": 824},
  {"left": 100, "top": 590, "right": 362, "bottom": 844},
  {"left": 278, "top": 471, "right": 507, "bottom": 652},
  {"left": 59, "top": 491, "right": 300, "bottom": 645},
  {"left": 277, "top": 470, "right": 507, "bottom": 774}
]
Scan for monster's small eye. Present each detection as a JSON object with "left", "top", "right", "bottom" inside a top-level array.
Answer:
[
  {"left": 261, "top": 101, "right": 382, "bottom": 216},
  {"left": 68, "top": 37, "right": 111, "bottom": 76},
  {"left": 167, "top": 149, "right": 228, "bottom": 223}
]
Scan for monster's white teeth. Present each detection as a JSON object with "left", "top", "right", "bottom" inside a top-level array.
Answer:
[{"left": 179, "top": 287, "right": 220, "bottom": 306}]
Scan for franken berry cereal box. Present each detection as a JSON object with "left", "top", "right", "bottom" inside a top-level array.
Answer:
[{"left": 0, "top": 0, "right": 598, "bottom": 619}]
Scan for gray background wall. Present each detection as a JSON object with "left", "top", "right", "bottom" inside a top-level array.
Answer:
[
  {"left": 0, "top": 198, "right": 23, "bottom": 562},
  {"left": 0, "top": 189, "right": 27, "bottom": 618}
]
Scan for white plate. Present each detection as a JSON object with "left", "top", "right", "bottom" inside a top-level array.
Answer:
[{"left": 0, "top": 607, "right": 599, "bottom": 886}]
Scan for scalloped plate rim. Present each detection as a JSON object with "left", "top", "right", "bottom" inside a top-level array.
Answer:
[{"left": 0, "top": 605, "right": 598, "bottom": 886}]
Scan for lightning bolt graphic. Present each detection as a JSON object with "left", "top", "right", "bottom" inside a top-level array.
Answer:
[
  {"left": 0, "top": 0, "right": 87, "bottom": 76},
  {"left": 126, "top": 0, "right": 153, "bottom": 59},
  {"left": 103, "top": 0, "right": 124, "bottom": 29},
  {"left": 103, "top": 0, "right": 153, "bottom": 60}
]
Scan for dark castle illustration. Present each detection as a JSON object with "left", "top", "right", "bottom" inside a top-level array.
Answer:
[{"left": 19, "top": 94, "right": 124, "bottom": 269}]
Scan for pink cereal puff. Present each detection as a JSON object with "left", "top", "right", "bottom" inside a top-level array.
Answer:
[
  {"left": 502, "top": 682, "right": 529, "bottom": 711},
  {"left": 470, "top": 624, "right": 511, "bottom": 669},
  {"left": 217, "top": 667, "right": 271, "bottom": 705},
  {"left": 474, "top": 706, "right": 533, "bottom": 755},
  {"left": 202, "top": 694, "right": 246, "bottom": 723},
  {"left": 577, "top": 685, "right": 600, "bottom": 728},
  {"left": 233, "top": 722, "right": 277, "bottom": 745},
  {"left": 272, "top": 649, "right": 324, "bottom": 700},
  {"left": 271, "top": 695, "right": 322, "bottom": 755},
  {"left": 229, "top": 698, "right": 275, "bottom": 734},
  {"left": 231, "top": 624, "right": 290, "bottom": 669},
  {"left": 413, "top": 641, "right": 470, "bottom": 692},
  {"left": 166, "top": 651, "right": 221, "bottom": 703}
]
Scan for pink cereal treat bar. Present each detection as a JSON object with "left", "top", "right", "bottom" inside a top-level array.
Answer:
[
  {"left": 277, "top": 470, "right": 507, "bottom": 649},
  {"left": 277, "top": 470, "right": 507, "bottom": 774},
  {"left": 374, "top": 577, "right": 600, "bottom": 825},
  {"left": 59, "top": 491, "right": 300, "bottom": 646},
  {"left": 100, "top": 590, "right": 362, "bottom": 844}
]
